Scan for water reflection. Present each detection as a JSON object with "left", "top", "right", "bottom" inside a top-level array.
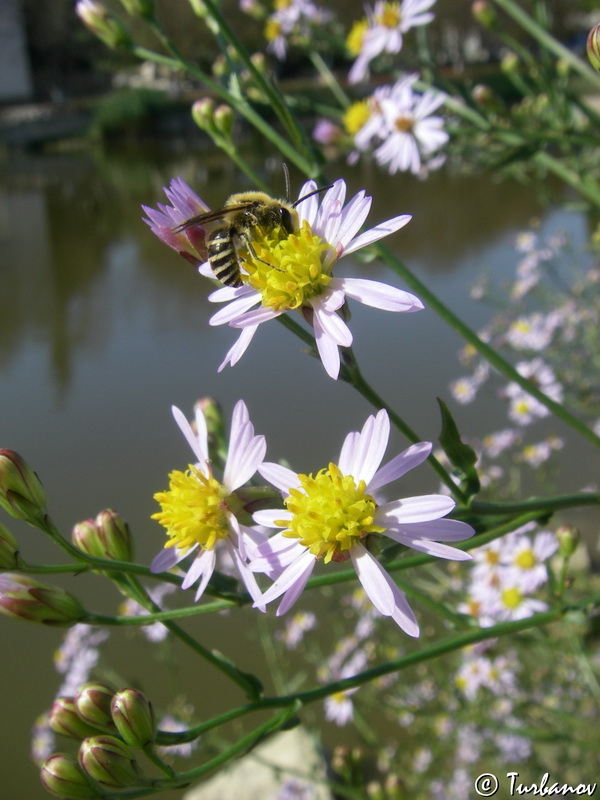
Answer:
[{"left": 0, "top": 148, "right": 598, "bottom": 799}]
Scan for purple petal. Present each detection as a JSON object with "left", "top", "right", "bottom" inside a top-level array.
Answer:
[
  {"left": 368, "top": 441, "right": 432, "bottom": 493},
  {"left": 349, "top": 410, "right": 390, "bottom": 486},
  {"left": 386, "top": 531, "right": 472, "bottom": 561},
  {"left": 350, "top": 545, "right": 395, "bottom": 615},
  {"left": 312, "top": 303, "right": 353, "bottom": 347},
  {"left": 256, "top": 548, "right": 316, "bottom": 608},
  {"left": 341, "top": 214, "right": 412, "bottom": 255},
  {"left": 172, "top": 405, "right": 208, "bottom": 464},
  {"left": 209, "top": 293, "right": 262, "bottom": 326},
  {"left": 377, "top": 494, "right": 456, "bottom": 523},
  {"left": 217, "top": 326, "right": 258, "bottom": 371},
  {"left": 333, "top": 278, "right": 423, "bottom": 312},
  {"left": 258, "top": 462, "right": 299, "bottom": 494},
  {"left": 227, "top": 541, "right": 267, "bottom": 612},
  {"left": 313, "top": 311, "right": 341, "bottom": 379},
  {"left": 150, "top": 545, "right": 190, "bottom": 574},
  {"left": 228, "top": 306, "right": 284, "bottom": 328}
]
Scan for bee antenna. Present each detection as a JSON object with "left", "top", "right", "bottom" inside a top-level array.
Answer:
[
  {"left": 282, "top": 163, "right": 291, "bottom": 203},
  {"left": 292, "top": 183, "right": 334, "bottom": 208}
]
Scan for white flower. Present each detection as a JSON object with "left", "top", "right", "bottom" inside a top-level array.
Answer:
[
  {"left": 150, "top": 401, "right": 267, "bottom": 608},
  {"left": 249, "top": 409, "right": 474, "bottom": 635},
  {"left": 206, "top": 178, "right": 421, "bottom": 379}
]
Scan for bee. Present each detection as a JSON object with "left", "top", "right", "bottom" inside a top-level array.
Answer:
[{"left": 173, "top": 169, "right": 332, "bottom": 287}]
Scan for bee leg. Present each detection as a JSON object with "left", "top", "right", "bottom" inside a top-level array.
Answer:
[{"left": 241, "top": 235, "right": 285, "bottom": 273}]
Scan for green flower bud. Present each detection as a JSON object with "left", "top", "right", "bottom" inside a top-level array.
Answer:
[
  {"left": 0, "top": 449, "right": 47, "bottom": 522},
  {"left": 72, "top": 509, "right": 133, "bottom": 562},
  {"left": 501, "top": 51, "right": 519, "bottom": 74},
  {"left": 214, "top": 104, "right": 235, "bottom": 140},
  {"left": 188, "top": 0, "right": 208, "bottom": 17},
  {"left": 40, "top": 753, "right": 102, "bottom": 799},
  {"left": 250, "top": 52, "right": 268, "bottom": 75},
  {"left": 471, "top": 1, "right": 497, "bottom": 28},
  {"left": 75, "top": 682, "right": 117, "bottom": 733},
  {"left": 78, "top": 735, "right": 145, "bottom": 790},
  {"left": 111, "top": 688, "right": 156, "bottom": 748},
  {"left": 119, "top": 0, "right": 155, "bottom": 19},
  {"left": 76, "top": 0, "right": 132, "bottom": 50},
  {"left": 49, "top": 697, "right": 104, "bottom": 740},
  {"left": 557, "top": 524, "right": 580, "bottom": 559},
  {"left": 0, "top": 573, "right": 85, "bottom": 626},
  {"left": 0, "top": 523, "right": 19, "bottom": 569},
  {"left": 192, "top": 98, "right": 216, "bottom": 133},
  {"left": 587, "top": 24, "right": 600, "bottom": 72},
  {"left": 471, "top": 84, "right": 505, "bottom": 114}
]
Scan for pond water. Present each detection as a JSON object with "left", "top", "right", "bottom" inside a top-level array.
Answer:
[{"left": 0, "top": 146, "right": 598, "bottom": 798}]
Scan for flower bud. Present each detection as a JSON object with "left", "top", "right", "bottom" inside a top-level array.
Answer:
[
  {"left": 119, "top": 0, "right": 155, "bottom": 19},
  {"left": 78, "top": 735, "right": 145, "bottom": 790},
  {"left": 0, "top": 574, "right": 85, "bottom": 626},
  {"left": 76, "top": 0, "right": 132, "bottom": 50},
  {"left": 111, "top": 688, "right": 156, "bottom": 748},
  {"left": 471, "top": 84, "right": 505, "bottom": 114},
  {"left": 40, "top": 753, "right": 102, "bottom": 799},
  {"left": 471, "top": 1, "right": 496, "bottom": 28},
  {"left": 192, "top": 97, "right": 216, "bottom": 133},
  {"left": 49, "top": 697, "right": 103, "bottom": 740},
  {"left": 587, "top": 24, "right": 600, "bottom": 72},
  {"left": 72, "top": 509, "right": 133, "bottom": 562},
  {"left": 0, "top": 449, "right": 47, "bottom": 522},
  {"left": 0, "top": 523, "right": 19, "bottom": 569},
  {"left": 75, "top": 682, "right": 117, "bottom": 733},
  {"left": 501, "top": 51, "right": 519, "bottom": 74},
  {"left": 214, "top": 104, "right": 235, "bottom": 140},
  {"left": 557, "top": 524, "right": 580, "bottom": 559}
]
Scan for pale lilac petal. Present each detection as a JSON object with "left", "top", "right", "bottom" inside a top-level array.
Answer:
[
  {"left": 296, "top": 180, "right": 319, "bottom": 226},
  {"left": 386, "top": 529, "right": 472, "bottom": 561},
  {"left": 316, "top": 180, "right": 347, "bottom": 241},
  {"left": 377, "top": 494, "right": 456, "bottom": 523},
  {"left": 276, "top": 557, "right": 316, "bottom": 615},
  {"left": 249, "top": 533, "right": 305, "bottom": 575},
  {"left": 223, "top": 421, "right": 266, "bottom": 492},
  {"left": 217, "top": 326, "right": 258, "bottom": 371},
  {"left": 341, "top": 214, "right": 412, "bottom": 255},
  {"left": 334, "top": 191, "right": 372, "bottom": 251},
  {"left": 258, "top": 462, "right": 299, "bottom": 494},
  {"left": 253, "top": 508, "right": 292, "bottom": 529},
  {"left": 392, "top": 518, "right": 475, "bottom": 542},
  {"left": 338, "top": 430, "right": 359, "bottom": 475},
  {"left": 380, "top": 570, "right": 420, "bottom": 637},
  {"left": 150, "top": 545, "right": 191, "bottom": 573},
  {"left": 209, "top": 292, "right": 262, "bottom": 325},
  {"left": 348, "top": 409, "right": 390, "bottom": 486},
  {"left": 181, "top": 548, "right": 214, "bottom": 591},
  {"left": 208, "top": 284, "right": 254, "bottom": 304},
  {"left": 229, "top": 306, "right": 284, "bottom": 328},
  {"left": 193, "top": 550, "right": 217, "bottom": 600},
  {"left": 350, "top": 545, "right": 395, "bottom": 615},
  {"left": 368, "top": 442, "right": 432, "bottom": 493},
  {"left": 172, "top": 405, "right": 208, "bottom": 464},
  {"left": 313, "top": 311, "right": 341, "bottom": 379},
  {"left": 312, "top": 302, "right": 353, "bottom": 347},
  {"left": 332, "top": 277, "right": 423, "bottom": 312},
  {"left": 256, "top": 548, "right": 316, "bottom": 608},
  {"left": 227, "top": 541, "right": 267, "bottom": 612}
]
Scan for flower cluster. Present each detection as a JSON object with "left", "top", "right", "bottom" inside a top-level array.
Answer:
[
  {"left": 262, "top": 0, "right": 331, "bottom": 60},
  {"left": 151, "top": 404, "right": 475, "bottom": 635},
  {"left": 458, "top": 522, "right": 558, "bottom": 627}
]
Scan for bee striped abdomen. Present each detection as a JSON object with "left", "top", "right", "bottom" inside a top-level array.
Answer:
[{"left": 207, "top": 228, "right": 242, "bottom": 287}]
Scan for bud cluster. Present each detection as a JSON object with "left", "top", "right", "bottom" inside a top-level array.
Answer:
[
  {"left": 72, "top": 509, "right": 134, "bottom": 563},
  {"left": 41, "top": 682, "right": 157, "bottom": 798}
]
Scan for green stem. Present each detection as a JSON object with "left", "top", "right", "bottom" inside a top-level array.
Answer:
[
  {"left": 490, "top": 0, "right": 600, "bottom": 92},
  {"left": 375, "top": 244, "right": 600, "bottom": 450}
]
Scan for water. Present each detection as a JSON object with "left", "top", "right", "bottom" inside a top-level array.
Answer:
[{"left": 0, "top": 147, "right": 598, "bottom": 798}]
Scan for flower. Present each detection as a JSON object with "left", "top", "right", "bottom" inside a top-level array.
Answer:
[
  {"left": 150, "top": 400, "right": 267, "bottom": 608},
  {"left": 207, "top": 178, "right": 421, "bottom": 379},
  {"left": 249, "top": 409, "right": 474, "bottom": 635},
  {"left": 264, "top": 0, "right": 331, "bottom": 60},
  {"left": 347, "top": 0, "right": 437, "bottom": 84}
]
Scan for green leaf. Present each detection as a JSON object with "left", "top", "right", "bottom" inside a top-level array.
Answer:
[{"left": 437, "top": 397, "right": 480, "bottom": 498}]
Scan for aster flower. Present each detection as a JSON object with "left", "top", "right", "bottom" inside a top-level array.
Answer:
[
  {"left": 264, "top": 0, "right": 331, "bottom": 60},
  {"left": 249, "top": 409, "right": 474, "bottom": 636},
  {"left": 347, "top": 0, "right": 436, "bottom": 84},
  {"left": 206, "top": 178, "right": 421, "bottom": 379},
  {"left": 150, "top": 400, "right": 267, "bottom": 608}
]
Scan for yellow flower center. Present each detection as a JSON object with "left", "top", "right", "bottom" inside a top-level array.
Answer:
[
  {"left": 346, "top": 18, "right": 369, "bottom": 56},
  {"left": 152, "top": 464, "right": 230, "bottom": 553},
  {"left": 375, "top": 2, "right": 401, "bottom": 28},
  {"left": 343, "top": 100, "right": 371, "bottom": 135},
  {"left": 265, "top": 18, "right": 282, "bottom": 42},
  {"left": 515, "top": 549, "right": 536, "bottom": 570},
  {"left": 501, "top": 586, "right": 523, "bottom": 609},
  {"left": 278, "top": 463, "right": 385, "bottom": 563},
  {"left": 241, "top": 220, "right": 334, "bottom": 311}
]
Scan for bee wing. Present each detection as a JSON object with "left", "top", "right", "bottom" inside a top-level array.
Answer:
[{"left": 172, "top": 202, "right": 256, "bottom": 233}]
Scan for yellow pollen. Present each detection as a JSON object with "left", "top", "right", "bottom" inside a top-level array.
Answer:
[
  {"left": 394, "top": 115, "right": 414, "bottom": 132},
  {"left": 264, "top": 19, "right": 282, "bottom": 42},
  {"left": 241, "top": 220, "right": 334, "bottom": 311},
  {"left": 346, "top": 18, "right": 369, "bottom": 56},
  {"left": 343, "top": 100, "right": 371, "bottom": 135},
  {"left": 515, "top": 549, "right": 536, "bottom": 570},
  {"left": 278, "top": 463, "right": 385, "bottom": 564},
  {"left": 485, "top": 550, "right": 500, "bottom": 566},
  {"left": 274, "top": 0, "right": 291, "bottom": 9},
  {"left": 501, "top": 586, "right": 523, "bottom": 609},
  {"left": 152, "top": 464, "right": 230, "bottom": 553},
  {"left": 375, "top": 2, "right": 401, "bottom": 28}
]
